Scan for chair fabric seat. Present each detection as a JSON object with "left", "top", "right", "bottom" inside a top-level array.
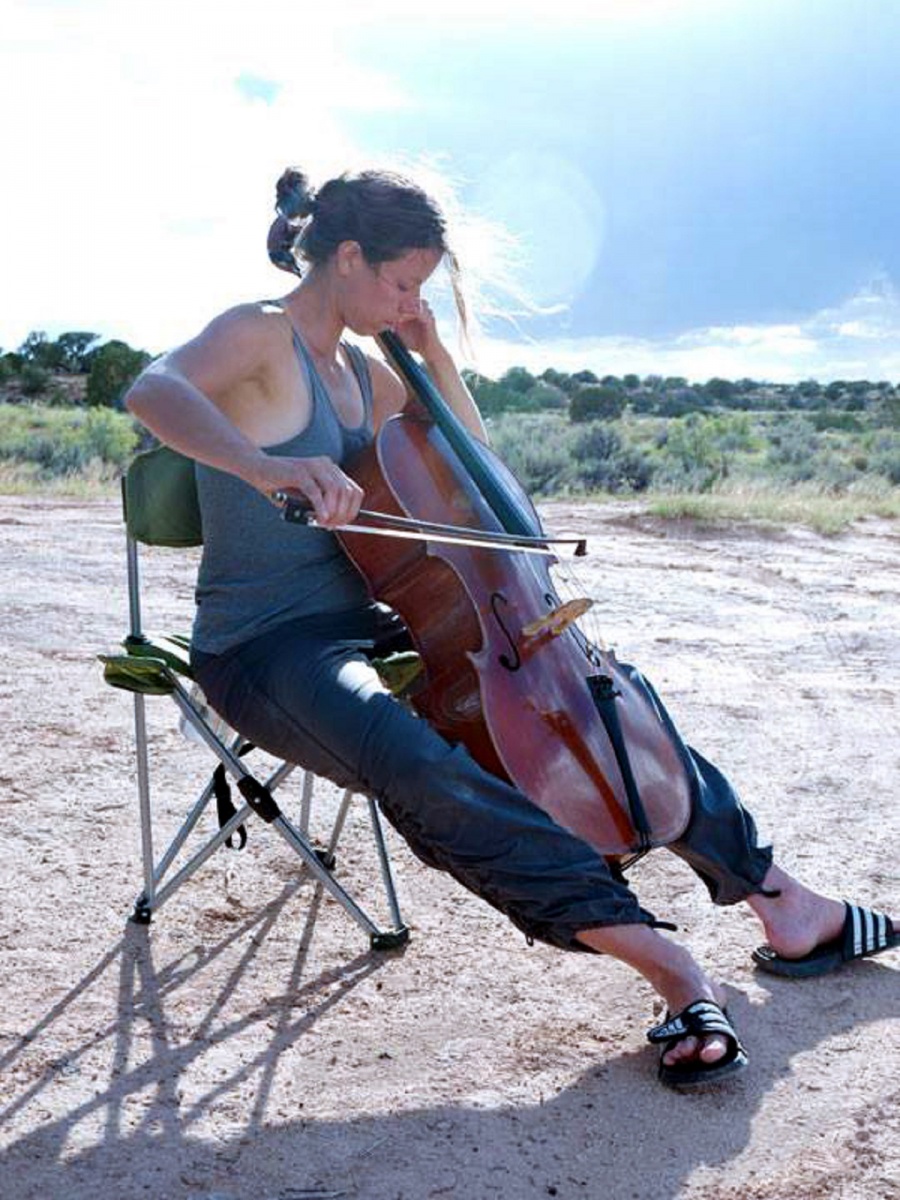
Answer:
[
  {"left": 100, "top": 631, "right": 194, "bottom": 695},
  {"left": 102, "top": 632, "right": 423, "bottom": 699}
]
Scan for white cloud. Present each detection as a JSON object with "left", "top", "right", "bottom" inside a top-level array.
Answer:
[
  {"left": 4, "top": 0, "right": 893, "bottom": 390},
  {"left": 472, "top": 278, "right": 900, "bottom": 382},
  {"left": 0, "top": 0, "right": 412, "bottom": 353}
]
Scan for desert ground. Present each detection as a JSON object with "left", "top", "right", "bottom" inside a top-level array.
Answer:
[{"left": 0, "top": 493, "right": 898, "bottom": 1200}]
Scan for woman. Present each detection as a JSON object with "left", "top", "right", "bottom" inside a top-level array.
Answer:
[{"left": 125, "top": 166, "right": 896, "bottom": 1090}]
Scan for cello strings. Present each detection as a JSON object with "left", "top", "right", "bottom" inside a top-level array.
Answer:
[{"left": 547, "top": 551, "right": 609, "bottom": 670}]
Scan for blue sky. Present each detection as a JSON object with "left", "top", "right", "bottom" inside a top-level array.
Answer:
[{"left": 3, "top": 0, "right": 900, "bottom": 382}]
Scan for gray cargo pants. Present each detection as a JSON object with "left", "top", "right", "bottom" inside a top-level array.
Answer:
[{"left": 193, "top": 611, "right": 774, "bottom": 951}]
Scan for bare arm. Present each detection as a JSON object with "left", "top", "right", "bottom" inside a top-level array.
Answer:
[{"left": 125, "top": 307, "right": 363, "bottom": 528}]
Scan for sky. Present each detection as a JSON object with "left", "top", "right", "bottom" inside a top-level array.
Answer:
[{"left": 3, "top": 0, "right": 900, "bottom": 383}]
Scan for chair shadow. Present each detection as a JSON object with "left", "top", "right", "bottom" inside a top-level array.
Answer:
[{"left": 1, "top": 904, "right": 897, "bottom": 1200}]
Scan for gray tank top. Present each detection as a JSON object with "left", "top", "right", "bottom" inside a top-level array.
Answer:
[{"left": 192, "top": 332, "right": 376, "bottom": 656}]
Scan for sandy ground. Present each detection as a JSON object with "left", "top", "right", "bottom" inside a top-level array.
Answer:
[{"left": 0, "top": 493, "right": 898, "bottom": 1200}]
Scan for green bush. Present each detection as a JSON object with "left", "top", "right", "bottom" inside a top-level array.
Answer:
[
  {"left": 571, "top": 422, "right": 653, "bottom": 492},
  {"left": 869, "top": 432, "right": 900, "bottom": 484},
  {"left": 655, "top": 413, "right": 729, "bottom": 491},
  {"left": 20, "top": 363, "right": 51, "bottom": 397},
  {"left": 82, "top": 407, "right": 139, "bottom": 466},
  {"left": 569, "top": 385, "right": 625, "bottom": 423},
  {"left": 489, "top": 413, "right": 576, "bottom": 495},
  {"left": 765, "top": 415, "right": 820, "bottom": 481},
  {"left": 0, "top": 403, "right": 139, "bottom": 477},
  {"left": 86, "top": 340, "right": 151, "bottom": 408}
]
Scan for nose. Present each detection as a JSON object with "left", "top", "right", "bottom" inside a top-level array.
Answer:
[{"left": 398, "top": 290, "right": 422, "bottom": 316}]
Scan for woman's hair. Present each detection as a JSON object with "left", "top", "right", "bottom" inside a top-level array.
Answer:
[
  {"left": 267, "top": 165, "right": 467, "bottom": 330},
  {"left": 267, "top": 167, "right": 449, "bottom": 273}
]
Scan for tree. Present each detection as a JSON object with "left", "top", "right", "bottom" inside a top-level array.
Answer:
[
  {"left": 569, "top": 385, "right": 625, "bottom": 423},
  {"left": 20, "top": 363, "right": 52, "bottom": 396},
  {"left": 18, "top": 331, "right": 64, "bottom": 371},
  {"left": 523, "top": 380, "right": 568, "bottom": 410},
  {"left": 468, "top": 377, "right": 517, "bottom": 416},
  {"left": 704, "top": 377, "right": 736, "bottom": 403},
  {"left": 499, "top": 365, "right": 536, "bottom": 395},
  {"left": 539, "top": 367, "right": 570, "bottom": 391},
  {"left": 571, "top": 369, "right": 599, "bottom": 386},
  {"left": 85, "top": 340, "right": 151, "bottom": 408},
  {"left": 57, "top": 331, "right": 100, "bottom": 372},
  {"left": 13, "top": 329, "right": 100, "bottom": 375}
]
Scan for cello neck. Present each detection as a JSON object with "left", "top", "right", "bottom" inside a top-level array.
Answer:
[{"left": 377, "top": 329, "right": 537, "bottom": 539}]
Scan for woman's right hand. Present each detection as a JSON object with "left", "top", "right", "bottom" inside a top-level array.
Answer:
[{"left": 249, "top": 453, "right": 365, "bottom": 529}]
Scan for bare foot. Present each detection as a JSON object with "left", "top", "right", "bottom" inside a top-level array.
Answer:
[
  {"left": 576, "top": 924, "right": 731, "bottom": 1069},
  {"left": 655, "top": 978, "right": 730, "bottom": 1070},
  {"left": 747, "top": 864, "right": 846, "bottom": 959}
]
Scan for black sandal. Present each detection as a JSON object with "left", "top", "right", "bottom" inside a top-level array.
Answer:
[
  {"left": 647, "top": 999, "right": 748, "bottom": 1090},
  {"left": 753, "top": 902, "right": 898, "bottom": 978}
]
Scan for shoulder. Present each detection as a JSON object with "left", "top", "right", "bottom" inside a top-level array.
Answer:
[
  {"left": 180, "top": 302, "right": 288, "bottom": 358},
  {"left": 133, "top": 304, "right": 294, "bottom": 409},
  {"left": 163, "top": 302, "right": 290, "bottom": 382}
]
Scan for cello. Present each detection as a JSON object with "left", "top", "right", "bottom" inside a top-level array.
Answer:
[{"left": 284, "top": 331, "right": 692, "bottom": 860}]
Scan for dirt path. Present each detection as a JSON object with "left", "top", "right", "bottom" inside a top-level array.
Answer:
[{"left": 1, "top": 495, "right": 898, "bottom": 1200}]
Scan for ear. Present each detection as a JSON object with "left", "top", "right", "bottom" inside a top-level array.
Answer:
[{"left": 335, "top": 240, "right": 365, "bottom": 277}]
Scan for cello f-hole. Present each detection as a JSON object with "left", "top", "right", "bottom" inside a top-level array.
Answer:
[{"left": 490, "top": 593, "right": 521, "bottom": 671}]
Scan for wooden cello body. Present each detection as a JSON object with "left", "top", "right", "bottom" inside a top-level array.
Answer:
[{"left": 337, "top": 333, "right": 693, "bottom": 858}]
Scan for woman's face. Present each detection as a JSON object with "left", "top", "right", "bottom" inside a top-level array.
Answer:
[{"left": 340, "top": 245, "right": 442, "bottom": 335}]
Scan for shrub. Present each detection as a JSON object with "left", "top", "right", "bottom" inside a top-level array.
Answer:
[
  {"left": 0, "top": 403, "right": 139, "bottom": 477},
  {"left": 765, "top": 415, "right": 820, "bottom": 481},
  {"left": 570, "top": 385, "right": 625, "bottom": 423},
  {"left": 655, "top": 413, "right": 729, "bottom": 490},
  {"left": 20, "top": 363, "right": 51, "bottom": 397},
  {"left": 571, "top": 423, "right": 653, "bottom": 492},
  {"left": 489, "top": 413, "right": 576, "bottom": 495},
  {"left": 86, "top": 340, "right": 151, "bottom": 408},
  {"left": 869, "top": 432, "right": 900, "bottom": 484},
  {"left": 82, "top": 407, "right": 140, "bottom": 466}
]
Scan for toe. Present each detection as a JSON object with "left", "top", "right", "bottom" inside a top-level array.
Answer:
[
  {"left": 699, "top": 1034, "right": 728, "bottom": 1064},
  {"left": 663, "top": 1033, "right": 728, "bottom": 1068},
  {"left": 663, "top": 1035, "right": 699, "bottom": 1066}
]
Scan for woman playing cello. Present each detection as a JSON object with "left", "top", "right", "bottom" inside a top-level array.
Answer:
[{"left": 124, "top": 166, "right": 897, "bottom": 1089}]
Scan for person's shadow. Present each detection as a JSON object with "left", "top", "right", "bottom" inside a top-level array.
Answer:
[{"left": 1, "top": 880, "right": 897, "bottom": 1200}]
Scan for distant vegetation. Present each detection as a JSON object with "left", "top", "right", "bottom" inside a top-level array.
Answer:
[
  {"left": 1, "top": 330, "right": 899, "bottom": 527},
  {"left": 462, "top": 366, "right": 900, "bottom": 508},
  {"left": 0, "top": 331, "right": 148, "bottom": 488}
]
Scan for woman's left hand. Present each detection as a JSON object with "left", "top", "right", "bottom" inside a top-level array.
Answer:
[{"left": 394, "top": 299, "right": 442, "bottom": 359}]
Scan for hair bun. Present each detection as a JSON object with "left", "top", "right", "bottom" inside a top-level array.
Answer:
[{"left": 275, "top": 168, "right": 316, "bottom": 222}]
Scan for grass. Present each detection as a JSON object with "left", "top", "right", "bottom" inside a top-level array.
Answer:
[
  {"left": 3, "top": 465, "right": 899, "bottom": 534},
  {"left": 0, "top": 459, "right": 123, "bottom": 497},
  {"left": 642, "top": 479, "right": 900, "bottom": 534},
  {"left": 0, "top": 401, "right": 138, "bottom": 495}
]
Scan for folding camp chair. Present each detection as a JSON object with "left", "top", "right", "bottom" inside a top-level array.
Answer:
[{"left": 100, "top": 445, "right": 411, "bottom": 950}]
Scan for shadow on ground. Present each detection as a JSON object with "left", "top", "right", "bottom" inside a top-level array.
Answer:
[{"left": 2, "top": 882, "right": 897, "bottom": 1200}]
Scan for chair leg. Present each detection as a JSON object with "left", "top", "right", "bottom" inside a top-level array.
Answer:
[
  {"left": 132, "top": 691, "right": 155, "bottom": 923},
  {"left": 129, "top": 676, "right": 409, "bottom": 948},
  {"left": 271, "top": 813, "right": 405, "bottom": 946},
  {"left": 367, "top": 797, "right": 405, "bottom": 936}
]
